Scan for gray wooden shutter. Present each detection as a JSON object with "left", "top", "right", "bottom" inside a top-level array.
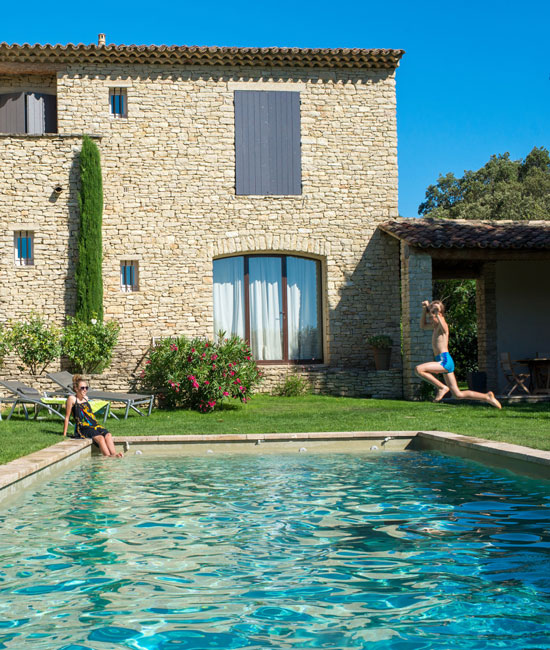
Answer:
[
  {"left": 0, "top": 93, "right": 25, "bottom": 134},
  {"left": 235, "top": 90, "right": 301, "bottom": 196},
  {"left": 26, "top": 93, "right": 45, "bottom": 134},
  {"left": 25, "top": 93, "right": 57, "bottom": 134}
]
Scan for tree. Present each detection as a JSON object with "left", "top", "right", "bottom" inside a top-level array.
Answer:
[
  {"left": 76, "top": 136, "right": 104, "bottom": 322},
  {"left": 418, "top": 147, "right": 550, "bottom": 220}
]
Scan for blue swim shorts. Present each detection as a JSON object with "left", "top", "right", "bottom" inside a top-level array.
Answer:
[{"left": 435, "top": 352, "right": 455, "bottom": 373}]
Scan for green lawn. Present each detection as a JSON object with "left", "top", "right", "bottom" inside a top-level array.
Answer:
[{"left": 1, "top": 395, "right": 549, "bottom": 466}]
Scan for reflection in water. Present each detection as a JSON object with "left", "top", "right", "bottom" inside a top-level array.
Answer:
[{"left": 0, "top": 452, "right": 549, "bottom": 649}]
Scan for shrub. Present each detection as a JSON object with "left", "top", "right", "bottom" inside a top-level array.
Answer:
[
  {"left": 62, "top": 316, "right": 120, "bottom": 373},
  {"left": 274, "top": 372, "right": 310, "bottom": 397},
  {"left": 76, "top": 136, "right": 104, "bottom": 323},
  {"left": 9, "top": 314, "right": 61, "bottom": 375},
  {"left": 139, "top": 333, "right": 262, "bottom": 412},
  {"left": 0, "top": 326, "right": 12, "bottom": 368},
  {"left": 367, "top": 335, "right": 392, "bottom": 349}
]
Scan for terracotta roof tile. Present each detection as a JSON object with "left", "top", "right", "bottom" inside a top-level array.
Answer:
[
  {"left": 379, "top": 219, "right": 550, "bottom": 250},
  {"left": 0, "top": 43, "right": 404, "bottom": 69}
]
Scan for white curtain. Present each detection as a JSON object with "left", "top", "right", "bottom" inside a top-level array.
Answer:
[
  {"left": 249, "top": 257, "right": 283, "bottom": 360},
  {"left": 287, "top": 257, "right": 322, "bottom": 360},
  {"left": 213, "top": 257, "right": 245, "bottom": 339}
]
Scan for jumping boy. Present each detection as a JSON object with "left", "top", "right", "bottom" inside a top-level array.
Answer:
[{"left": 415, "top": 300, "right": 501, "bottom": 409}]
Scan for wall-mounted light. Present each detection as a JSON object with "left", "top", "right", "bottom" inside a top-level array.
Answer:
[{"left": 53, "top": 185, "right": 63, "bottom": 194}]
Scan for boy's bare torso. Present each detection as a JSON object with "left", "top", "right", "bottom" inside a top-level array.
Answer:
[{"left": 432, "top": 319, "right": 449, "bottom": 356}]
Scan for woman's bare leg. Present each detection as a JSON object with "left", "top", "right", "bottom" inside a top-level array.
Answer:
[
  {"left": 93, "top": 435, "right": 113, "bottom": 457},
  {"left": 415, "top": 362, "right": 450, "bottom": 401},
  {"left": 444, "top": 373, "right": 502, "bottom": 409},
  {"left": 104, "top": 433, "right": 123, "bottom": 457}
]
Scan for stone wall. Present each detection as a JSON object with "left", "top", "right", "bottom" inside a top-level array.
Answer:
[
  {"left": 400, "top": 242, "right": 433, "bottom": 400},
  {"left": 1, "top": 63, "right": 402, "bottom": 398}
]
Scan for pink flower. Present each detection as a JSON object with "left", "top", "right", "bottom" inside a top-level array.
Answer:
[
  {"left": 228, "top": 363, "right": 233, "bottom": 368},
  {"left": 191, "top": 348, "right": 196, "bottom": 353},
  {"left": 230, "top": 371, "right": 235, "bottom": 376},
  {"left": 246, "top": 356, "right": 251, "bottom": 360},
  {"left": 145, "top": 360, "right": 151, "bottom": 365},
  {"left": 211, "top": 354, "right": 218, "bottom": 361},
  {"left": 205, "top": 343, "right": 209, "bottom": 348},
  {"left": 201, "top": 353, "right": 206, "bottom": 358},
  {"left": 239, "top": 386, "right": 246, "bottom": 392},
  {"left": 188, "top": 375, "right": 196, "bottom": 381},
  {"left": 204, "top": 380, "right": 210, "bottom": 385},
  {"left": 223, "top": 391, "right": 229, "bottom": 396},
  {"left": 187, "top": 356, "right": 192, "bottom": 362},
  {"left": 170, "top": 344, "right": 178, "bottom": 351},
  {"left": 212, "top": 364, "right": 216, "bottom": 369},
  {"left": 235, "top": 378, "right": 241, "bottom": 383}
]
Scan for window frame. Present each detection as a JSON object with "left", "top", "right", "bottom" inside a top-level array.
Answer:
[
  {"left": 14, "top": 230, "right": 34, "bottom": 266},
  {"left": 120, "top": 260, "right": 139, "bottom": 292},
  {"left": 109, "top": 88, "right": 127, "bottom": 118},
  {"left": 215, "top": 254, "right": 323, "bottom": 365}
]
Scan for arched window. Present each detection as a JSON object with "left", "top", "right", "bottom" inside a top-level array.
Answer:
[{"left": 213, "top": 255, "right": 323, "bottom": 363}]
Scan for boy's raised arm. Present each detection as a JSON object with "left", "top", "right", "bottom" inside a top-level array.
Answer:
[{"left": 420, "top": 300, "right": 432, "bottom": 330}]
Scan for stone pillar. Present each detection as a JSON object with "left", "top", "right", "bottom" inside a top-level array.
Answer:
[
  {"left": 476, "top": 262, "right": 499, "bottom": 392},
  {"left": 401, "top": 242, "right": 433, "bottom": 400}
]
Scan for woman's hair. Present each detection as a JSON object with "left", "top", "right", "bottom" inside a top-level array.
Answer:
[
  {"left": 430, "top": 300, "right": 445, "bottom": 314},
  {"left": 72, "top": 374, "right": 88, "bottom": 392}
]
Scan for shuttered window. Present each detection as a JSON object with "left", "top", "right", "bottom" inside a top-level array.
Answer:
[
  {"left": 110, "top": 88, "right": 127, "bottom": 117},
  {"left": 121, "top": 261, "right": 139, "bottom": 292},
  {"left": 14, "top": 231, "right": 34, "bottom": 266},
  {"left": 0, "top": 92, "right": 57, "bottom": 134},
  {"left": 234, "top": 90, "right": 301, "bottom": 196}
]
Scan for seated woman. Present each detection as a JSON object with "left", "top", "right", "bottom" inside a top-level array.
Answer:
[{"left": 63, "top": 375, "right": 123, "bottom": 457}]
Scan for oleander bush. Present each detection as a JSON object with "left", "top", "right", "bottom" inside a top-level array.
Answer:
[
  {"left": 139, "top": 333, "right": 263, "bottom": 412},
  {"left": 62, "top": 316, "right": 120, "bottom": 373}
]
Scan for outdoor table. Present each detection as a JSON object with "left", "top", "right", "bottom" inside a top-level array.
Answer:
[{"left": 516, "top": 358, "right": 550, "bottom": 395}]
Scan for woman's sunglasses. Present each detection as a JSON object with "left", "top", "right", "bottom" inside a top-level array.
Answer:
[{"left": 79, "top": 386, "right": 89, "bottom": 391}]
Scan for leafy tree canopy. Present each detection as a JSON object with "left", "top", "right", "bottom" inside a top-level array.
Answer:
[{"left": 418, "top": 147, "right": 550, "bottom": 220}]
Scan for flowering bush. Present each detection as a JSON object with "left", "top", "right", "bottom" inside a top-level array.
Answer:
[
  {"left": 62, "top": 316, "right": 120, "bottom": 373},
  {"left": 9, "top": 314, "right": 62, "bottom": 375},
  {"left": 139, "top": 334, "right": 262, "bottom": 412}
]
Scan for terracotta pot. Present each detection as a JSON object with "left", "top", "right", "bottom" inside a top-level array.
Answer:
[{"left": 372, "top": 347, "right": 391, "bottom": 371}]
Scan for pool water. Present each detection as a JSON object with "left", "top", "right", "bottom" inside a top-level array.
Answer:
[{"left": 0, "top": 451, "right": 549, "bottom": 649}]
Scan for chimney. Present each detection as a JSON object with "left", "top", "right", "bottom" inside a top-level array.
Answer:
[{"left": 98, "top": 33, "right": 106, "bottom": 46}]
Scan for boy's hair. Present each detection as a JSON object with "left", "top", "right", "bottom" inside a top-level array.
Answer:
[
  {"left": 430, "top": 300, "right": 445, "bottom": 314},
  {"left": 72, "top": 374, "right": 88, "bottom": 392}
]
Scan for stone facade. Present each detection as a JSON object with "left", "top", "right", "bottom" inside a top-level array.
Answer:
[
  {"left": 400, "top": 242, "right": 433, "bottom": 400},
  {"left": 1, "top": 51, "right": 403, "bottom": 398}
]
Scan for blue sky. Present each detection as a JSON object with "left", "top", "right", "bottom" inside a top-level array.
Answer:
[{"left": 3, "top": 0, "right": 548, "bottom": 217}]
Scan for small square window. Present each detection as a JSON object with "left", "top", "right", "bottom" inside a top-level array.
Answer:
[
  {"left": 121, "top": 261, "right": 139, "bottom": 292},
  {"left": 110, "top": 88, "right": 127, "bottom": 118},
  {"left": 14, "top": 231, "right": 34, "bottom": 266}
]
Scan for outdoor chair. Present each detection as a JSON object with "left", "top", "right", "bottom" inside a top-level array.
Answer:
[
  {"left": 499, "top": 353, "right": 530, "bottom": 396},
  {"left": 47, "top": 372, "right": 154, "bottom": 420},
  {"left": 0, "top": 380, "right": 66, "bottom": 421}
]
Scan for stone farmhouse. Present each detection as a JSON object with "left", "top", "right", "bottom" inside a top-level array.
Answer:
[{"left": 0, "top": 37, "right": 405, "bottom": 397}]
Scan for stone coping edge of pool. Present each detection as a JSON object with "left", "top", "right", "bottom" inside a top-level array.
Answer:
[{"left": 0, "top": 432, "right": 548, "bottom": 501}]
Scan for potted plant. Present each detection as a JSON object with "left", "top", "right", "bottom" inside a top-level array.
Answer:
[{"left": 367, "top": 335, "right": 392, "bottom": 371}]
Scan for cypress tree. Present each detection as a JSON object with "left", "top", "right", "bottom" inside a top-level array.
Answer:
[{"left": 76, "top": 136, "right": 104, "bottom": 322}]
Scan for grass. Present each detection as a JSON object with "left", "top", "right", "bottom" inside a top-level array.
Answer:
[{"left": 1, "top": 395, "right": 549, "bottom": 466}]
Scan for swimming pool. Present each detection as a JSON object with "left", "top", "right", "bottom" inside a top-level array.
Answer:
[{"left": 0, "top": 451, "right": 549, "bottom": 649}]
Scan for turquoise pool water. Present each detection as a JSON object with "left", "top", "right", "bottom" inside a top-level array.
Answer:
[{"left": 0, "top": 451, "right": 549, "bottom": 649}]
